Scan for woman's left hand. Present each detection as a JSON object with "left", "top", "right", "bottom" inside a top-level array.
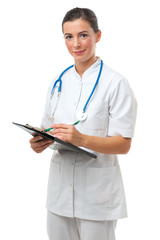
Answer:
[{"left": 51, "top": 124, "right": 83, "bottom": 146}]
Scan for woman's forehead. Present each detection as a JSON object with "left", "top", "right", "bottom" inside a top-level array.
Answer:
[{"left": 63, "top": 19, "right": 92, "bottom": 33}]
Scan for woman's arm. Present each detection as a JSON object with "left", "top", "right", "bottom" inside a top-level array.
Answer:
[
  {"left": 52, "top": 124, "right": 131, "bottom": 154},
  {"left": 81, "top": 134, "right": 131, "bottom": 154}
]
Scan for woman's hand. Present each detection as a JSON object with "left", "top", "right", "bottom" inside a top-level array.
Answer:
[
  {"left": 51, "top": 124, "right": 83, "bottom": 146},
  {"left": 29, "top": 136, "right": 53, "bottom": 153}
]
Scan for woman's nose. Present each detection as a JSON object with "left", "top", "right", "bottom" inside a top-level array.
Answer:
[{"left": 73, "top": 37, "right": 80, "bottom": 48}]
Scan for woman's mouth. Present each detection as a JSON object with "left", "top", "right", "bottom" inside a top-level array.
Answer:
[{"left": 73, "top": 50, "right": 86, "bottom": 55}]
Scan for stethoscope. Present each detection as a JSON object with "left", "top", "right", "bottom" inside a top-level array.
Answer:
[{"left": 48, "top": 60, "right": 103, "bottom": 122}]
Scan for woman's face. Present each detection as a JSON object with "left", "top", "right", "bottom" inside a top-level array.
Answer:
[{"left": 63, "top": 19, "right": 101, "bottom": 65}]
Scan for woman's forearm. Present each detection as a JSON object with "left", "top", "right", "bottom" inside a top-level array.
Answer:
[
  {"left": 80, "top": 134, "right": 131, "bottom": 154},
  {"left": 51, "top": 124, "right": 131, "bottom": 155}
]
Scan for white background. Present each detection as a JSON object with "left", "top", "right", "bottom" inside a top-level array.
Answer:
[{"left": 0, "top": 0, "right": 160, "bottom": 239}]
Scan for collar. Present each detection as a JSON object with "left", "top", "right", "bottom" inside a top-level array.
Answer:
[{"left": 72, "top": 57, "right": 102, "bottom": 81}]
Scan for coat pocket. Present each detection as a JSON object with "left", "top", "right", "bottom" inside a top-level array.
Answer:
[
  {"left": 87, "top": 165, "right": 121, "bottom": 207},
  {"left": 47, "top": 161, "right": 60, "bottom": 199}
]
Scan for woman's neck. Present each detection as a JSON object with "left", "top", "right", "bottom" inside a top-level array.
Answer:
[{"left": 75, "top": 56, "right": 97, "bottom": 77}]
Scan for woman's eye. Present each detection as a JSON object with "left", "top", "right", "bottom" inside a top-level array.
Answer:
[
  {"left": 81, "top": 34, "right": 87, "bottom": 38},
  {"left": 65, "top": 35, "right": 72, "bottom": 40}
]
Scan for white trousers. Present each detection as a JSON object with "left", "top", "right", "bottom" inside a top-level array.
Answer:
[{"left": 47, "top": 211, "right": 117, "bottom": 240}]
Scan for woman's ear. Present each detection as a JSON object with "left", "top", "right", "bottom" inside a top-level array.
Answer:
[{"left": 96, "top": 30, "right": 102, "bottom": 43}]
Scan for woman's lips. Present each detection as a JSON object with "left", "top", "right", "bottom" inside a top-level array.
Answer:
[{"left": 73, "top": 50, "right": 86, "bottom": 55}]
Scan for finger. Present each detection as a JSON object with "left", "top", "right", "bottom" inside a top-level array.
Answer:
[
  {"left": 51, "top": 124, "right": 70, "bottom": 129},
  {"left": 53, "top": 128, "right": 68, "bottom": 135},
  {"left": 47, "top": 130, "right": 55, "bottom": 135},
  {"left": 35, "top": 141, "right": 52, "bottom": 151},
  {"left": 54, "top": 133, "right": 71, "bottom": 142},
  {"left": 53, "top": 125, "right": 74, "bottom": 134},
  {"left": 30, "top": 138, "right": 52, "bottom": 148},
  {"left": 34, "top": 139, "right": 53, "bottom": 147},
  {"left": 31, "top": 140, "right": 53, "bottom": 153},
  {"left": 29, "top": 136, "right": 43, "bottom": 143}
]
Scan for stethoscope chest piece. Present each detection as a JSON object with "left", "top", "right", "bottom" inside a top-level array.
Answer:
[{"left": 77, "top": 111, "right": 88, "bottom": 121}]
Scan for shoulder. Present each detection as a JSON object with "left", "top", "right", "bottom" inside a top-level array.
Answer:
[
  {"left": 102, "top": 62, "right": 126, "bottom": 81},
  {"left": 101, "top": 62, "right": 131, "bottom": 92}
]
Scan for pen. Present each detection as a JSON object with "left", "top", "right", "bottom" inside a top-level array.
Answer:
[
  {"left": 44, "top": 127, "right": 54, "bottom": 132},
  {"left": 44, "top": 121, "right": 80, "bottom": 132},
  {"left": 72, "top": 120, "right": 80, "bottom": 126}
]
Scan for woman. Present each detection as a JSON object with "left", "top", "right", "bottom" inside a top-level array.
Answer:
[{"left": 30, "top": 7, "right": 137, "bottom": 240}]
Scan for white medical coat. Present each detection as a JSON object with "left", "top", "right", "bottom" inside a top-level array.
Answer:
[{"left": 41, "top": 58, "right": 137, "bottom": 221}]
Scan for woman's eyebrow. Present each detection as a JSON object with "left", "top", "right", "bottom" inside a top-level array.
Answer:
[
  {"left": 79, "top": 31, "right": 89, "bottom": 34},
  {"left": 64, "top": 33, "right": 72, "bottom": 36},
  {"left": 64, "top": 31, "right": 89, "bottom": 36}
]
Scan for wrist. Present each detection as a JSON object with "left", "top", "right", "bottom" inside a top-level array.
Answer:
[{"left": 79, "top": 133, "right": 87, "bottom": 147}]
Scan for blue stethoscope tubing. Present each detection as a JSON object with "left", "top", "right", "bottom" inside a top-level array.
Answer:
[
  {"left": 51, "top": 65, "right": 74, "bottom": 95},
  {"left": 50, "top": 60, "right": 103, "bottom": 119},
  {"left": 83, "top": 60, "right": 103, "bottom": 113}
]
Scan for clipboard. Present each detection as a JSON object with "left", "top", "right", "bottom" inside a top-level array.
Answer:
[{"left": 12, "top": 122, "right": 97, "bottom": 159}]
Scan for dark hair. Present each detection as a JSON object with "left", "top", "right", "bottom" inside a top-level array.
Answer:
[{"left": 62, "top": 7, "right": 99, "bottom": 33}]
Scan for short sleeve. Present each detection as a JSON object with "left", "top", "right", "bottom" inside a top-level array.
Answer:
[{"left": 108, "top": 76, "right": 137, "bottom": 138}]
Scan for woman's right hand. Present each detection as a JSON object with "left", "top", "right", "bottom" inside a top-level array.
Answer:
[{"left": 29, "top": 136, "right": 53, "bottom": 153}]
